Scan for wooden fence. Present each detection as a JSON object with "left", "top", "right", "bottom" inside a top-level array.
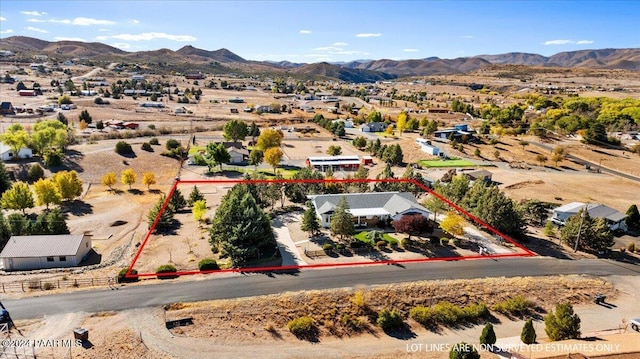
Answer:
[{"left": 0, "top": 277, "right": 116, "bottom": 293}]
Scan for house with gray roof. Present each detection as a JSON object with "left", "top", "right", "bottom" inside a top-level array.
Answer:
[
  {"left": 359, "top": 122, "right": 389, "bottom": 133},
  {"left": 551, "top": 202, "right": 628, "bottom": 231},
  {"left": 308, "top": 192, "right": 430, "bottom": 228},
  {"left": 0, "top": 234, "right": 92, "bottom": 271}
]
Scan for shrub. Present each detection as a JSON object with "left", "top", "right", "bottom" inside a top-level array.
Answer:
[
  {"left": 491, "top": 295, "right": 533, "bottom": 316},
  {"left": 429, "top": 236, "right": 440, "bottom": 246},
  {"left": 463, "top": 303, "right": 489, "bottom": 321},
  {"left": 377, "top": 308, "right": 404, "bottom": 330},
  {"left": 431, "top": 301, "right": 465, "bottom": 325},
  {"left": 156, "top": 264, "right": 178, "bottom": 279},
  {"left": 349, "top": 240, "right": 364, "bottom": 248},
  {"left": 441, "top": 238, "right": 450, "bottom": 245},
  {"left": 141, "top": 142, "right": 153, "bottom": 152},
  {"left": 401, "top": 237, "right": 412, "bottom": 248},
  {"left": 386, "top": 237, "right": 399, "bottom": 246},
  {"left": 287, "top": 316, "right": 315, "bottom": 338},
  {"left": 628, "top": 242, "right": 636, "bottom": 253},
  {"left": 117, "top": 268, "right": 139, "bottom": 283},
  {"left": 544, "top": 303, "right": 581, "bottom": 341},
  {"left": 409, "top": 306, "right": 432, "bottom": 325},
  {"left": 376, "top": 240, "right": 387, "bottom": 248},
  {"left": 322, "top": 243, "right": 333, "bottom": 251},
  {"left": 149, "top": 137, "right": 160, "bottom": 145},
  {"left": 335, "top": 243, "right": 345, "bottom": 250},
  {"left": 43, "top": 282, "right": 56, "bottom": 290},
  {"left": 166, "top": 139, "right": 181, "bottom": 150},
  {"left": 115, "top": 141, "right": 133, "bottom": 155},
  {"left": 198, "top": 258, "right": 219, "bottom": 271},
  {"left": 479, "top": 323, "right": 497, "bottom": 345},
  {"left": 449, "top": 342, "right": 480, "bottom": 359},
  {"left": 341, "top": 314, "right": 365, "bottom": 331},
  {"left": 27, "top": 163, "right": 45, "bottom": 182}
]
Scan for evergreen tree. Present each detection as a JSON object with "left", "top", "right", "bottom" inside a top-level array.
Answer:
[
  {"left": 521, "top": 318, "right": 537, "bottom": 344},
  {"left": 284, "top": 167, "right": 324, "bottom": 203},
  {"left": 301, "top": 201, "right": 320, "bottom": 237},
  {"left": 147, "top": 195, "right": 175, "bottom": 233},
  {"left": 210, "top": 184, "right": 276, "bottom": 266},
  {"left": 31, "top": 212, "right": 49, "bottom": 235},
  {"left": 169, "top": 188, "right": 186, "bottom": 212},
  {"left": 330, "top": 196, "right": 354, "bottom": 240},
  {"left": 626, "top": 204, "right": 640, "bottom": 229},
  {"left": 449, "top": 342, "right": 480, "bottom": 359},
  {"left": 47, "top": 208, "right": 69, "bottom": 234},
  {"left": 351, "top": 165, "right": 370, "bottom": 192},
  {"left": 7, "top": 213, "right": 30, "bottom": 236},
  {"left": 0, "top": 212, "right": 11, "bottom": 250},
  {"left": 188, "top": 186, "right": 205, "bottom": 206},
  {"left": 560, "top": 210, "right": 614, "bottom": 252},
  {"left": 544, "top": 303, "right": 581, "bottom": 341},
  {"left": 374, "top": 164, "right": 400, "bottom": 192},
  {"left": 479, "top": 323, "right": 497, "bottom": 345},
  {"left": 0, "top": 162, "right": 12, "bottom": 196}
]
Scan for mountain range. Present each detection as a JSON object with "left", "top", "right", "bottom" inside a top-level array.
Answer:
[{"left": 1, "top": 36, "right": 639, "bottom": 82}]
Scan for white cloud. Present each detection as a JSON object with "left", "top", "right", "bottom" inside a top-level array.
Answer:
[
  {"left": 314, "top": 46, "right": 343, "bottom": 51},
  {"left": 333, "top": 42, "right": 348, "bottom": 46},
  {"left": 21, "top": 11, "right": 47, "bottom": 16},
  {"left": 98, "top": 28, "right": 110, "bottom": 32},
  {"left": 576, "top": 40, "right": 594, "bottom": 45},
  {"left": 462, "top": 35, "right": 474, "bottom": 39},
  {"left": 26, "top": 26, "right": 48, "bottom": 33},
  {"left": 101, "top": 32, "right": 196, "bottom": 42},
  {"left": 0, "top": 29, "right": 13, "bottom": 34},
  {"left": 299, "top": 30, "right": 312, "bottom": 34},
  {"left": 403, "top": 48, "right": 419, "bottom": 52},
  {"left": 54, "top": 37, "right": 86, "bottom": 42},
  {"left": 544, "top": 39, "right": 573, "bottom": 45},
  {"left": 0, "top": 17, "right": 6, "bottom": 21},
  {"left": 356, "top": 33, "right": 381, "bottom": 38},
  {"left": 72, "top": 17, "right": 115, "bottom": 26},
  {"left": 130, "top": 19, "right": 140, "bottom": 24},
  {"left": 27, "top": 17, "right": 114, "bottom": 25}
]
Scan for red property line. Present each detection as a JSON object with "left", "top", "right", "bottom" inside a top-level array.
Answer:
[{"left": 126, "top": 178, "right": 534, "bottom": 279}]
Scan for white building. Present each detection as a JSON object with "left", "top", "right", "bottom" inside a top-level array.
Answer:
[
  {"left": 0, "top": 142, "right": 33, "bottom": 161},
  {"left": 0, "top": 234, "right": 93, "bottom": 271},
  {"left": 415, "top": 138, "right": 440, "bottom": 156}
]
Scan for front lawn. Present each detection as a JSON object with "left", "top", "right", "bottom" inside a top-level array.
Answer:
[{"left": 353, "top": 231, "right": 399, "bottom": 245}]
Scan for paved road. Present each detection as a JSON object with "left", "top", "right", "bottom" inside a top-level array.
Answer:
[
  {"left": 3, "top": 258, "right": 639, "bottom": 320},
  {"left": 529, "top": 140, "right": 640, "bottom": 183}
]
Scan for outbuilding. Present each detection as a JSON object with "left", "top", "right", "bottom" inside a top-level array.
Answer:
[{"left": 0, "top": 234, "right": 93, "bottom": 271}]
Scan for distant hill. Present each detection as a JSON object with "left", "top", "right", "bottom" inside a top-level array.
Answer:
[{"left": 1, "top": 36, "right": 638, "bottom": 80}]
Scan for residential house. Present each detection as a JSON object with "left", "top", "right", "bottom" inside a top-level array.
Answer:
[
  {"left": 0, "top": 142, "right": 33, "bottom": 161},
  {"left": 308, "top": 192, "right": 430, "bottom": 228},
  {"left": 360, "top": 122, "right": 388, "bottom": 132},
  {"left": 222, "top": 142, "right": 249, "bottom": 164},
  {"left": 185, "top": 73, "right": 205, "bottom": 80},
  {"left": 123, "top": 122, "right": 139, "bottom": 130},
  {"left": 18, "top": 90, "right": 37, "bottom": 97},
  {"left": 464, "top": 169, "right": 493, "bottom": 183},
  {"left": 433, "top": 124, "right": 475, "bottom": 141},
  {"left": 551, "top": 202, "right": 628, "bottom": 231},
  {"left": 0, "top": 234, "right": 92, "bottom": 271},
  {"left": 228, "top": 97, "right": 244, "bottom": 103},
  {"left": 0, "top": 102, "right": 15, "bottom": 115},
  {"left": 306, "top": 156, "right": 362, "bottom": 172},
  {"left": 131, "top": 74, "right": 145, "bottom": 81}
]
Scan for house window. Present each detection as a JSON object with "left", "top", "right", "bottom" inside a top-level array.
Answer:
[
  {"left": 46, "top": 256, "right": 54, "bottom": 262},
  {"left": 59, "top": 256, "right": 66, "bottom": 262}
]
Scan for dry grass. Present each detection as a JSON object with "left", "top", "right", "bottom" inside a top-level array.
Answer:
[{"left": 165, "top": 275, "right": 615, "bottom": 341}]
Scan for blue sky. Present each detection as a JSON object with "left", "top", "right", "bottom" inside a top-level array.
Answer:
[{"left": 1, "top": 1, "right": 638, "bottom": 63}]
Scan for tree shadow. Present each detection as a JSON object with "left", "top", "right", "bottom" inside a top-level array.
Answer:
[
  {"left": 63, "top": 199, "right": 93, "bottom": 216},
  {"left": 292, "top": 326, "right": 320, "bottom": 343},
  {"left": 560, "top": 165, "right": 577, "bottom": 171},
  {"left": 118, "top": 152, "right": 137, "bottom": 159},
  {"left": 127, "top": 189, "right": 144, "bottom": 195},
  {"left": 383, "top": 324, "right": 417, "bottom": 340},
  {"left": 520, "top": 234, "right": 574, "bottom": 260},
  {"left": 149, "top": 189, "right": 163, "bottom": 195}
]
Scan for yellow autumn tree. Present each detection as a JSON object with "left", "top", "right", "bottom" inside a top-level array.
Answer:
[
  {"left": 264, "top": 147, "right": 284, "bottom": 175},
  {"left": 121, "top": 168, "right": 136, "bottom": 190},
  {"left": 101, "top": 172, "right": 117, "bottom": 191},
  {"left": 396, "top": 111, "right": 408, "bottom": 135},
  {"left": 440, "top": 211, "right": 466, "bottom": 237},
  {"left": 142, "top": 172, "right": 156, "bottom": 190}
]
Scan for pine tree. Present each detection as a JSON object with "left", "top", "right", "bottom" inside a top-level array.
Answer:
[
  {"left": 0, "top": 162, "right": 12, "bottom": 196},
  {"left": 544, "top": 303, "right": 581, "bottom": 341},
  {"left": 330, "top": 196, "right": 354, "bottom": 240},
  {"left": 169, "top": 188, "right": 186, "bottom": 212},
  {"left": 209, "top": 184, "right": 276, "bottom": 266},
  {"left": 479, "top": 323, "right": 497, "bottom": 345},
  {"left": 147, "top": 195, "right": 175, "bottom": 233},
  {"left": 7, "top": 213, "right": 30, "bottom": 236},
  {"left": 301, "top": 201, "right": 320, "bottom": 236},
  {"left": 188, "top": 186, "right": 205, "bottom": 206},
  {"left": 47, "top": 208, "right": 69, "bottom": 234},
  {"left": 521, "top": 318, "right": 537, "bottom": 344},
  {"left": 0, "top": 212, "right": 11, "bottom": 249}
]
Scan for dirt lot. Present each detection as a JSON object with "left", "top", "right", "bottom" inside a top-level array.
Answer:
[{"left": 10, "top": 274, "right": 640, "bottom": 359}]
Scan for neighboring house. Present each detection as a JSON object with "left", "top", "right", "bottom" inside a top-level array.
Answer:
[
  {"left": 174, "top": 107, "right": 187, "bottom": 114},
  {"left": 80, "top": 90, "right": 97, "bottom": 96},
  {"left": 306, "top": 156, "right": 361, "bottom": 172},
  {"left": 551, "top": 202, "right": 628, "bottom": 231},
  {"left": 309, "top": 192, "right": 430, "bottom": 228},
  {"left": 124, "top": 89, "right": 148, "bottom": 96},
  {"left": 131, "top": 74, "right": 145, "bottom": 81},
  {"left": 0, "top": 102, "right": 15, "bottom": 115},
  {"left": 123, "top": 122, "right": 139, "bottom": 130},
  {"left": 139, "top": 102, "right": 164, "bottom": 108},
  {"left": 360, "top": 122, "right": 388, "bottom": 132},
  {"left": 332, "top": 119, "right": 354, "bottom": 128},
  {"left": 255, "top": 105, "right": 271, "bottom": 113},
  {"left": 222, "top": 142, "right": 248, "bottom": 164},
  {"left": 0, "top": 142, "right": 33, "bottom": 161},
  {"left": 185, "top": 73, "right": 205, "bottom": 80},
  {"left": 433, "top": 124, "right": 474, "bottom": 141},
  {"left": 428, "top": 108, "right": 450, "bottom": 114},
  {"left": 416, "top": 138, "right": 440, "bottom": 156},
  {"left": 465, "top": 169, "right": 493, "bottom": 183},
  {"left": 0, "top": 234, "right": 92, "bottom": 271},
  {"left": 18, "top": 90, "right": 37, "bottom": 96},
  {"left": 228, "top": 97, "right": 244, "bottom": 103}
]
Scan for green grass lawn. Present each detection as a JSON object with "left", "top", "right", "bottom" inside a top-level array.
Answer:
[
  {"left": 418, "top": 158, "right": 476, "bottom": 168},
  {"left": 353, "top": 231, "right": 398, "bottom": 245},
  {"left": 188, "top": 146, "right": 206, "bottom": 156}
]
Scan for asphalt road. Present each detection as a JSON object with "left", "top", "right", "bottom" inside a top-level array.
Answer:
[{"left": 3, "top": 258, "right": 639, "bottom": 320}]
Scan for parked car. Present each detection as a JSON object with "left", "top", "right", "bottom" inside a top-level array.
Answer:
[{"left": 631, "top": 318, "right": 640, "bottom": 332}]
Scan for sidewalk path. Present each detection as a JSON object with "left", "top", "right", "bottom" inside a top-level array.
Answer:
[{"left": 272, "top": 215, "right": 308, "bottom": 266}]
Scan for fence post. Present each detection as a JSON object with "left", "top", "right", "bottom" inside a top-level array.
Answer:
[
  {"left": 1, "top": 283, "right": 4, "bottom": 293},
  {"left": 21, "top": 281, "right": 24, "bottom": 292},
  {"left": 57, "top": 280, "right": 60, "bottom": 289},
  {"left": 91, "top": 278, "right": 94, "bottom": 286}
]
